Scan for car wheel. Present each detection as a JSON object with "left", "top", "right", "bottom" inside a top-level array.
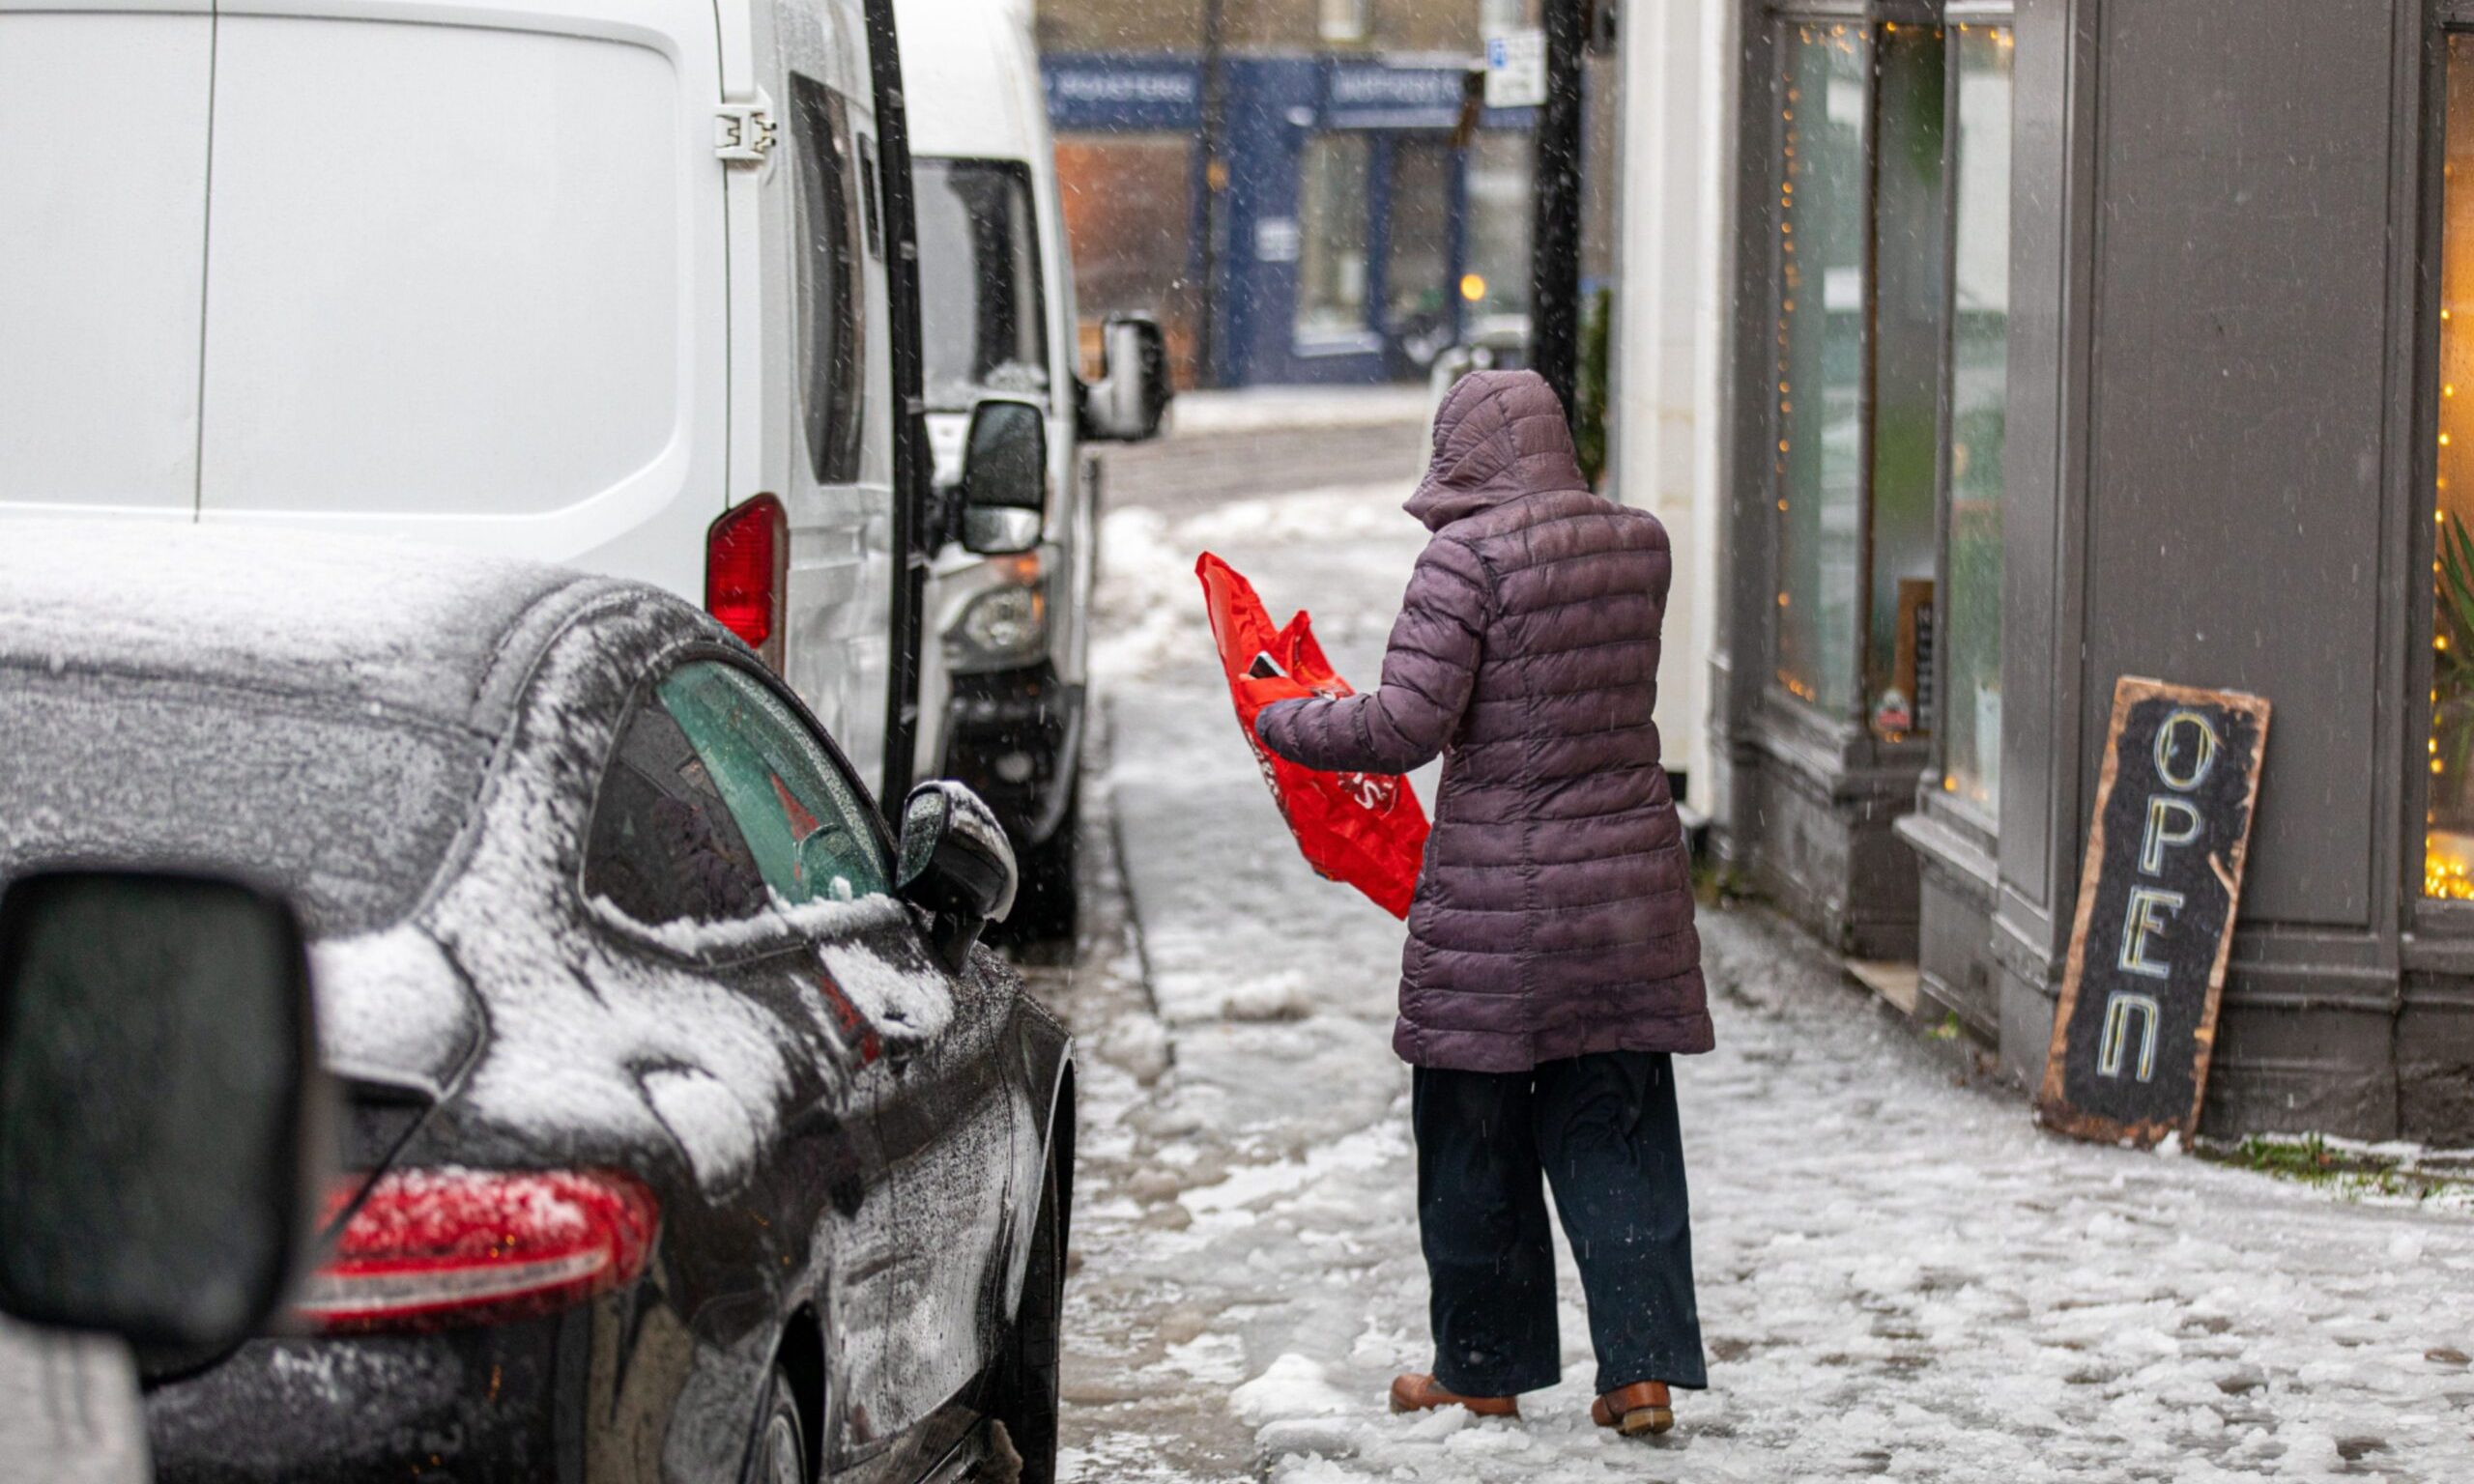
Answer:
[
  {"left": 748, "top": 1363, "right": 804, "bottom": 1484},
  {"left": 1002, "top": 784, "right": 1079, "bottom": 951},
  {"left": 992, "top": 1141, "right": 1065, "bottom": 1484}
]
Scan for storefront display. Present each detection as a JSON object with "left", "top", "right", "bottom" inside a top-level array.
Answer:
[
  {"left": 1722, "top": 0, "right": 2473, "bottom": 1142},
  {"left": 1938, "top": 20, "right": 2012, "bottom": 815},
  {"left": 1043, "top": 52, "right": 1538, "bottom": 386}
]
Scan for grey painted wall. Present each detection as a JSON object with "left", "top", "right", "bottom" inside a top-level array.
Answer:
[{"left": 2079, "top": 0, "right": 2398, "bottom": 931}]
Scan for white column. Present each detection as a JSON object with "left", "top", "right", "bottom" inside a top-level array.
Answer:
[
  {"left": 1686, "top": 0, "right": 1740, "bottom": 827},
  {"left": 1613, "top": 0, "right": 1727, "bottom": 819}
]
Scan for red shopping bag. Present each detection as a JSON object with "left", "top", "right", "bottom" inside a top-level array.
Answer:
[{"left": 1196, "top": 552, "right": 1430, "bottom": 919}]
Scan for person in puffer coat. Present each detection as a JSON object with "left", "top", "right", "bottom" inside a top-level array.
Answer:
[{"left": 1254, "top": 368, "right": 1712, "bottom": 1438}]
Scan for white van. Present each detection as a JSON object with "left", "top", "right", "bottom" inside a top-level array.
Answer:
[
  {"left": 900, "top": 0, "right": 1167, "bottom": 940},
  {"left": 0, "top": 0, "right": 1163, "bottom": 932}
]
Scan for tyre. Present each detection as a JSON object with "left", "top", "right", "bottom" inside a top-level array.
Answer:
[
  {"left": 747, "top": 1363, "right": 804, "bottom": 1484},
  {"left": 1002, "top": 784, "right": 1079, "bottom": 951},
  {"left": 992, "top": 1142, "right": 1066, "bottom": 1484}
]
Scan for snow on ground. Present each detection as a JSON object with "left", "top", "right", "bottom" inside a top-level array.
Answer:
[
  {"left": 1050, "top": 475, "right": 2474, "bottom": 1482},
  {"left": 1162, "top": 386, "right": 1435, "bottom": 438}
]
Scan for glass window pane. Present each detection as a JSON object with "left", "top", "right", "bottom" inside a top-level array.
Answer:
[
  {"left": 1772, "top": 22, "right": 1869, "bottom": 714},
  {"left": 916, "top": 158, "right": 1050, "bottom": 413},
  {"left": 1295, "top": 133, "right": 1371, "bottom": 340},
  {"left": 656, "top": 662, "right": 891, "bottom": 906},
  {"left": 1464, "top": 129, "right": 1532, "bottom": 328},
  {"left": 791, "top": 73, "right": 866, "bottom": 486},
  {"left": 1941, "top": 24, "right": 2013, "bottom": 813},
  {"left": 1866, "top": 25, "right": 1945, "bottom": 739},
  {"left": 1384, "top": 141, "right": 1454, "bottom": 365},
  {"left": 586, "top": 700, "right": 770, "bottom": 927},
  {"left": 2430, "top": 36, "right": 2474, "bottom": 897},
  {"left": 1053, "top": 134, "right": 1197, "bottom": 385}
]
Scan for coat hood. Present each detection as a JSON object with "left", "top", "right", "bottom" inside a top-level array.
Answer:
[{"left": 1404, "top": 369, "right": 1593, "bottom": 530}]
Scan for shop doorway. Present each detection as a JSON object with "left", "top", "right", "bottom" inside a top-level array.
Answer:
[
  {"left": 1379, "top": 137, "right": 1457, "bottom": 377},
  {"left": 1288, "top": 131, "right": 1473, "bottom": 383}
]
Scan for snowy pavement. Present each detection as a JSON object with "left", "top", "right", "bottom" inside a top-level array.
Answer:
[
  {"left": 1162, "top": 385, "right": 1436, "bottom": 438},
  {"left": 1040, "top": 473, "right": 2474, "bottom": 1482}
]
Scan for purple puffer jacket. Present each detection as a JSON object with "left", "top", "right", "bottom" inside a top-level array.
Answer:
[{"left": 1255, "top": 370, "right": 1712, "bottom": 1072}]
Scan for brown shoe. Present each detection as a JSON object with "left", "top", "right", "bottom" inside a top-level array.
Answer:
[
  {"left": 1591, "top": 1381, "right": 1675, "bottom": 1437},
  {"left": 1388, "top": 1373, "right": 1519, "bottom": 1418}
]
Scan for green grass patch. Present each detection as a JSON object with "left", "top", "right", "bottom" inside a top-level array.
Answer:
[{"left": 2200, "top": 1132, "right": 2474, "bottom": 1207}]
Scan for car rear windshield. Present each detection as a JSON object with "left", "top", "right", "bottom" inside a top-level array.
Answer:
[
  {"left": 916, "top": 157, "right": 1050, "bottom": 413},
  {"left": 0, "top": 671, "right": 488, "bottom": 938}
]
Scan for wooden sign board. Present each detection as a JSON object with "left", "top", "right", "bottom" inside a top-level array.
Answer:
[{"left": 2037, "top": 677, "right": 2270, "bottom": 1147}]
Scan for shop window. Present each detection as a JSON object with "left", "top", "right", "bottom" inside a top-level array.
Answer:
[
  {"left": 1463, "top": 130, "right": 1533, "bottom": 328},
  {"left": 1296, "top": 133, "right": 1372, "bottom": 342},
  {"left": 1384, "top": 141, "right": 1455, "bottom": 365},
  {"left": 2429, "top": 35, "right": 2474, "bottom": 898},
  {"left": 1771, "top": 22, "right": 1872, "bottom": 715},
  {"left": 1866, "top": 26, "right": 1944, "bottom": 739},
  {"left": 1769, "top": 18, "right": 1951, "bottom": 739},
  {"left": 1052, "top": 134, "right": 1198, "bottom": 385},
  {"left": 1939, "top": 23, "right": 2013, "bottom": 815}
]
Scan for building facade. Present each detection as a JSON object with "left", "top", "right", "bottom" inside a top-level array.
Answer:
[
  {"left": 1034, "top": 0, "right": 1617, "bottom": 386},
  {"left": 1621, "top": 0, "right": 2474, "bottom": 1143}
]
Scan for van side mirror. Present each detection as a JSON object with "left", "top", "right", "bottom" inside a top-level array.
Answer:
[
  {"left": 1081, "top": 313, "right": 1171, "bottom": 442},
  {"left": 0, "top": 870, "right": 324, "bottom": 1351},
  {"left": 960, "top": 398, "right": 1049, "bottom": 556},
  {"left": 894, "top": 782, "right": 1019, "bottom": 969}
]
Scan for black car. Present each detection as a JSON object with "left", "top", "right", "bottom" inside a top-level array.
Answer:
[{"left": 0, "top": 525, "right": 1074, "bottom": 1484}]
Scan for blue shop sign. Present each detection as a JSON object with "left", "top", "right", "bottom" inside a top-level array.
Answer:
[
  {"left": 1043, "top": 55, "right": 1203, "bottom": 131},
  {"left": 1321, "top": 60, "right": 1468, "bottom": 129}
]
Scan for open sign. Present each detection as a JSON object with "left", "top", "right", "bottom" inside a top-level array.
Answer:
[{"left": 2037, "top": 678, "right": 2271, "bottom": 1148}]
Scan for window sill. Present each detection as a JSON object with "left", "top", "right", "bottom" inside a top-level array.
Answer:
[
  {"left": 1895, "top": 805, "right": 1997, "bottom": 899},
  {"left": 2402, "top": 927, "right": 2474, "bottom": 976},
  {"left": 1754, "top": 685, "right": 1933, "bottom": 788}
]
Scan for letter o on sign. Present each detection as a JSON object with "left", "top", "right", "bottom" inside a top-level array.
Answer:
[{"left": 2153, "top": 709, "right": 2219, "bottom": 792}]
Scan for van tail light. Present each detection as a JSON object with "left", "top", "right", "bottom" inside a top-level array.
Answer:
[
  {"left": 707, "top": 494, "right": 788, "bottom": 668},
  {"left": 294, "top": 1169, "right": 657, "bottom": 1334}
]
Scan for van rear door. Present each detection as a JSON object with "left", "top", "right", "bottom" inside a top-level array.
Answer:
[
  {"left": 0, "top": 4, "right": 214, "bottom": 514},
  {"left": 191, "top": 10, "right": 729, "bottom": 600}
]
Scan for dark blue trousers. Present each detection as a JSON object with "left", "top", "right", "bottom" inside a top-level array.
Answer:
[{"left": 1413, "top": 1050, "right": 1707, "bottom": 1398}]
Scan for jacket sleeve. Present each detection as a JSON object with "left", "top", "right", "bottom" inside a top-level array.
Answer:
[{"left": 1254, "top": 535, "right": 1488, "bottom": 775}]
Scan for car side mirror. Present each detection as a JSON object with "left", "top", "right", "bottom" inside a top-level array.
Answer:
[
  {"left": 960, "top": 398, "right": 1049, "bottom": 556},
  {"left": 0, "top": 870, "right": 325, "bottom": 1351},
  {"left": 1081, "top": 313, "right": 1171, "bottom": 442},
  {"left": 894, "top": 782, "right": 1019, "bottom": 969}
]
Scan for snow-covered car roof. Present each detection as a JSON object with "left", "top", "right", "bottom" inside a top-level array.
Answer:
[
  {"left": 0, "top": 522, "right": 663, "bottom": 941},
  {"left": 0, "top": 521, "right": 591, "bottom": 727}
]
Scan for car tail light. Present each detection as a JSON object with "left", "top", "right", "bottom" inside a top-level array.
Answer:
[
  {"left": 294, "top": 1169, "right": 657, "bottom": 1334},
  {"left": 707, "top": 494, "right": 788, "bottom": 668}
]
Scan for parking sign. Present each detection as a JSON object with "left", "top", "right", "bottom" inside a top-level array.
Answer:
[{"left": 1483, "top": 28, "right": 1547, "bottom": 110}]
